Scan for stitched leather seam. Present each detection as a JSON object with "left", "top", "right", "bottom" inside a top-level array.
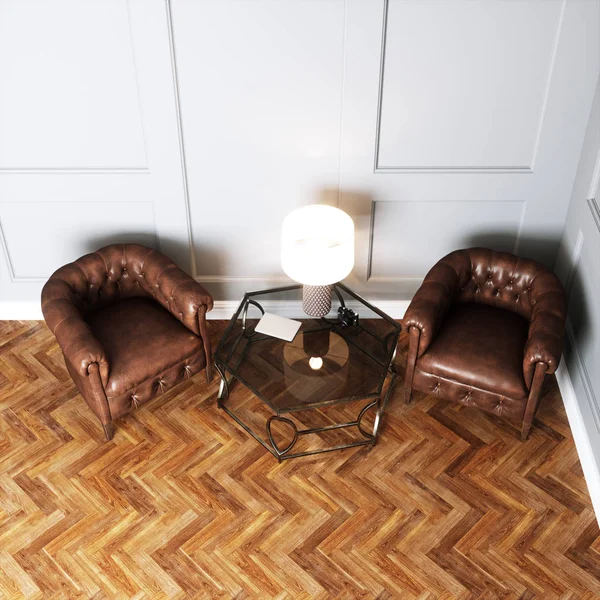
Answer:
[
  {"left": 53, "top": 313, "right": 81, "bottom": 335},
  {"left": 414, "top": 366, "right": 525, "bottom": 401},
  {"left": 105, "top": 349, "right": 202, "bottom": 399},
  {"left": 62, "top": 329, "right": 100, "bottom": 360},
  {"left": 96, "top": 251, "right": 110, "bottom": 279},
  {"left": 139, "top": 247, "right": 154, "bottom": 273},
  {"left": 72, "top": 262, "right": 90, "bottom": 287}
]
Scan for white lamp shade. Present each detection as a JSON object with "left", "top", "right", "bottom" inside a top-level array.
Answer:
[{"left": 281, "top": 204, "right": 354, "bottom": 286}]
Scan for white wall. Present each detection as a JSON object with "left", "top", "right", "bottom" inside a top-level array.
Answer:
[
  {"left": 1, "top": 0, "right": 599, "bottom": 317},
  {"left": 554, "top": 76, "right": 600, "bottom": 518}
]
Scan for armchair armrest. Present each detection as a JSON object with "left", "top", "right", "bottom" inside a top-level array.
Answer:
[
  {"left": 403, "top": 260, "right": 463, "bottom": 357},
  {"left": 41, "top": 278, "right": 109, "bottom": 386},
  {"left": 137, "top": 249, "right": 214, "bottom": 380},
  {"left": 523, "top": 287, "right": 566, "bottom": 387},
  {"left": 137, "top": 250, "right": 213, "bottom": 336}
]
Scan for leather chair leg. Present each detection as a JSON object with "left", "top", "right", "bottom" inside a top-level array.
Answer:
[
  {"left": 205, "top": 362, "right": 213, "bottom": 384},
  {"left": 103, "top": 422, "right": 115, "bottom": 442},
  {"left": 404, "top": 327, "right": 420, "bottom": 405},
  {"left": 521, "top": 362, "right": 547, "bottom": 440},
  {"left": 198, "top": 306, "right": 213, "bottom": 383}
]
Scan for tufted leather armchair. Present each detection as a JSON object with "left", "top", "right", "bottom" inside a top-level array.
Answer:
[
  {"left": 403, "top": 248, "right": 567, "bottom": 439},
  {"left": 41, "top": 244, "right": 213, "bottom": 441}
]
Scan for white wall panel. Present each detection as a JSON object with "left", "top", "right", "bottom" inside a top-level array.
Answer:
[
  {"left": 1, "top": 0, "right": 599, "bottom": 315},
  {"left": 341, "top": 0, "right": 600, "bottom": 286},
  {"left": 0, "top": 0, "right": 147, "bottom": 170},
  {"left": 377, "top": 0, "right": 562, "bottom": 171},
  {"left": 171, "top": 0, "right": 345, "bottom": 281},
  {"left": 369, "top": 200, "right": 525, "bottom": 279},
  {"left": 0, "top": 0, "right": 192, "bottom": 314},
  {"left": 0, "top": 201, "right": 156, "bottom": 279}
]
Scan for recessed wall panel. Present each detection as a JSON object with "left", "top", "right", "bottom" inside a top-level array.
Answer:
[
  {"left": 377, "top": 0, "right": 562, "bottom": 170},
  {"left": 171, "top": 0, "right": 345, "bottom": 278},
  {"left": 369, "top": 200, "right": 525, "bottom": 279},
  {"left": 0, "top": 0, "right": 146, "bottom": 169},
  {"left": 0, "top": 201, "right": 156, "bottom": 278}
]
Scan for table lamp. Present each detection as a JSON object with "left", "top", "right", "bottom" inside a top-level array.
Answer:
[{"left": 281, "top": 204, "right": 354, "bottom": 317}]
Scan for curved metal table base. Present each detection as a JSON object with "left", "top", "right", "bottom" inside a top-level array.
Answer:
[
  {"left": 214, "top": 282, "right": 400, "bottom": 461},
  {"left": 216, "top": 360, "right": 397, "bottom": 462}
]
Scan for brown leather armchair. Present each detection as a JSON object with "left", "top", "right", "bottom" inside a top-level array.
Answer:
[
  {"left": 41, "top": 244, "right": 213, "bottom": 441},
  {"left": 403, "top": 248, "right": 567, "bottom": 439}
]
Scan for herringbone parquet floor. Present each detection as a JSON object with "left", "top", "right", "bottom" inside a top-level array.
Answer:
[{"left": 1, "top": 319, "right": 600, "bottom": 599}]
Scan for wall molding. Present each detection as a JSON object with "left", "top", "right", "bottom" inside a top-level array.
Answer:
[
  {"left": 588, "top": 198, "right": 600, "bottom": 234},
  {"left": 0, "top": 200, "right": 157, "bottom": 282},
  {"left": 0, "top": 0, "right": 148, "bottom": 174},
  {"left": 164, "top": 0, "right": 197, "bottom": 279},
  {"left": 555, "top": 360, "right": 600, "bottom": 525},
  {"left": 365, "top": 199, "right": 526, "bottom": 282},
  {"left": 565, "top": 229, "right": 584, "bottom": 297},
  {"left": 372, "top": 0, "right": 565, "bottom": 174}
]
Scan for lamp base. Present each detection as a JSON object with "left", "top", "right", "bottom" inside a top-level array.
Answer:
[{"left": 302, "top": 285, "right": 332, "bottom": 317}]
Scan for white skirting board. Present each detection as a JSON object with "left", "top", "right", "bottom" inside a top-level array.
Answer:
[
  {"left": 555, "top": 362, "right": 600, "bottom": 525},
  {"left": 0, "top": 300, "right": 410, "bottom": 321},
  {"left": 0, "top": 301, "right": 44, "bottom": 320}
]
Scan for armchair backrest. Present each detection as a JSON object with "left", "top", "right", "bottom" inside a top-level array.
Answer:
[
  {"left": 41, "top": 244, "right": 209, "bottom": 336},
  {"left": 440, "top": 247, "right": 564, "bottom": 321}
]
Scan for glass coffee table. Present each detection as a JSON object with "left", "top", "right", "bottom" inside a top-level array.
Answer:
[{"left": 214, "top": 283, "right": 401, "bottom": 461}]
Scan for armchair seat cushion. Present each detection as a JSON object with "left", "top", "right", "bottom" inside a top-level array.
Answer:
[
  {"left": 417, "top": 303, "right": 529, "bottom": 400},
  {"left": 86, "top": 297, "right": 205, "bottom": 417}
]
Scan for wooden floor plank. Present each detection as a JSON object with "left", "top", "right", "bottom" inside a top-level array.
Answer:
[{"left": 0, "top": 320, "right": 599, "bottom": 599}]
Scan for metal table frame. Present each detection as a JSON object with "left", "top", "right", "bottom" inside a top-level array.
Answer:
[{"left": 214, "top": 283, "right": 401, "bottom": 461}]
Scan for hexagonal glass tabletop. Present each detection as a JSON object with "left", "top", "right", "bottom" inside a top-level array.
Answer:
[{"left": 214, "top": 284, "right": 401, "bottom": 415}]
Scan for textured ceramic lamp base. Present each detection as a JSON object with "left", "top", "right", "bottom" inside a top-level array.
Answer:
[{"left": 302, "top": 285, "right": 332, "bottom": 317}]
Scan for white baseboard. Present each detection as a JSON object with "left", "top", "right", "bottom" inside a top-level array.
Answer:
[
  {"left": 555, "top": 361, "right": 600, "bottom": 525},
  {"left": 0, "top": 301, "right": 44, "bottom": 320},
  {"left": 0, "top": 299, "right": 409, "bottom": 322}
]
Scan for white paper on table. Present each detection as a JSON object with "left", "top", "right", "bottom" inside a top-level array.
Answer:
[{"left": 255, "top": 312, "right": 301, "bottom": 342}]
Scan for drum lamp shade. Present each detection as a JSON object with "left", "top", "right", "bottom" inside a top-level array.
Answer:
[{"left": 281, "top": 204, "right": 354, "bottom": 286}]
